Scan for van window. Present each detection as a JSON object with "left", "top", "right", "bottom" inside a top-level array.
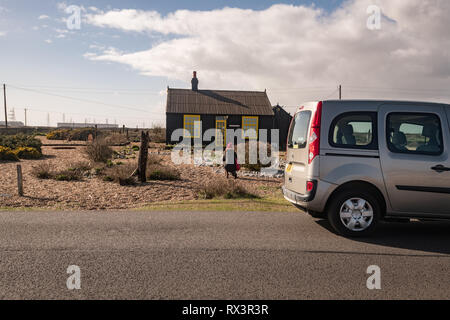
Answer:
[
  {"left": 330, "top": 112, "right": 377, "bottom": 149},
  {"left": 288, "top": 111, "right": 312, "bottom": 149},
  {"left": 387, "top": 113, "right": 443, "bottom": 155}
]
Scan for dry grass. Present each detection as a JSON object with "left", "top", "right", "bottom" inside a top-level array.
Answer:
[
  {"left": 84, "top": 139, "right": 113, "bottom": 163},
  {"left": 147, "top": 164, "right": 181, "bottom": 181},
  {"left": 104, "top": 133, "right": 129, "bottom": 146},
  {"left": 103, "top": 162, "right": 137, "bottom": 185},
  {"left": 31, "top": 161, "right": 92, "bottom": 181},
  {"left": 31, "top": 162, "right": 54, "bottom": 179},
  {"left": 150, "top": 126, "right": 166, "bottom": 143},
  {"left": 198, "top": 178, "right": 259, "bottom": 200},
  {"left": 147, "top": 154, "right": 163, "bottom": 165},
  {"left": 0, "top": 143, "right": 283, "bottom": 210}
]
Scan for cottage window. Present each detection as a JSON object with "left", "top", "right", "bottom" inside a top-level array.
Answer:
[
  {"left": 242, "top": 116, "right": 258, "bottom": 139},
  {"left": 184, "top": 115, "right": 201, "bottom": 138}
]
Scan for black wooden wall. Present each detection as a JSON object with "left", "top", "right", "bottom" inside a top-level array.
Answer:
[{"left": 166, "top": 113, "right": 275, "bottom": 145}]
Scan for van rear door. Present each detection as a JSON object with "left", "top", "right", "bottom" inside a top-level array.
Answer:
[{"left": 285, "top": 102, "right": 319, "bottom": 195}]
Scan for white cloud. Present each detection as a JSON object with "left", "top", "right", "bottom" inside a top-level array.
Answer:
[
  {"left": 0, "top": 31, "right": 6, "bottom": 37},
  {"left": 45, "top": 39, "right": 53, "bottom": 44},
  {"left": 85, "top": 0, "right": 450, "bottom": 104},
  {"left": 38, "top": 15, "right": 50, "bottom": 20}
]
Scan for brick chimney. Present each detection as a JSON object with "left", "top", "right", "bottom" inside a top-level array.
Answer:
[{"left": 191, "top": 71, "right": 199, "bottom": 91}]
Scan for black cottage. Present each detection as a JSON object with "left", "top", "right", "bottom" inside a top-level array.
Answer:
[{"left": 166, "top": 72, "right": 275, "bottom": 146}]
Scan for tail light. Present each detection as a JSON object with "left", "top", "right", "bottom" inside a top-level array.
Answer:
[
  {"left": 306, "top": 181, "right": 315, "bottom": 193},
  {"left": 308, "top": 101, "right": 323, "bottom": 164}
]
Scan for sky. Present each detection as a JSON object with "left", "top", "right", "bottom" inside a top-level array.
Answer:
[{"left": 0, "top": 0, "right": 449, "bottom": 127}]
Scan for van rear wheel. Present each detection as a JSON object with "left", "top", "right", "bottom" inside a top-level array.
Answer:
[{"left": 327, "top": 190, "right": 380, "bottom": 237}]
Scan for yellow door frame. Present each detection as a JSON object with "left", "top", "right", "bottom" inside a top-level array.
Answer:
[{"left": 215, "top": 119, "right": 227, "bottom": 146}]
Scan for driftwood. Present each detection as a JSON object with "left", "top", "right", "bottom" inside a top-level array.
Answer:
[
  {"left": 130, "top": 131, "right": 150, "bottom": 182},
  {"left": 17, "top": 165, "right": 23, "bottom": 196}
]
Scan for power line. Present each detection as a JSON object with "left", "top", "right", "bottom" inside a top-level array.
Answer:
[
  {"left": 345, "top": 89, "right": 450, "bottom": 97},
  {"left": 8, "top": 85, "right": 162, "bottom": 114},
  {"left": 7, "top": 83, "right": 164, "bottom": 93},
  {"left": 324, "top": 87, "right": 340, "bottom": 100},
  {"left": 344, "top": 85, "right": 450, "bottom": 93}
]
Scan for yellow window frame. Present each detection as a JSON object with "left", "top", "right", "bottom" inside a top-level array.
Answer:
[
  {"left": 242, "top": 116, "right": 258, "bottom": 139},
  {"left": 215, "top": 119, "right": 227, "bottom": 146},
  {"left": 183, "top": 115, "right": 201, "bottom": 138}
]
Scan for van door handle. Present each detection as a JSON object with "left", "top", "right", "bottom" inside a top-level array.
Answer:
[{"left": 431, "top": 165, "right": 450, "bottom": 173}]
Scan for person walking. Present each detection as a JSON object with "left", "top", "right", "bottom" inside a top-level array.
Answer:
[{"left": 223, "top": 143, "right": 240, "bottom": 179}]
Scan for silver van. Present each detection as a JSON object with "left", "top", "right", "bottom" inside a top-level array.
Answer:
[{"left": 283, "top": 100, "right": 450, "bottom": 237}]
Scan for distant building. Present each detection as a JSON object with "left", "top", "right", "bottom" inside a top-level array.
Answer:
[
  {"left": 57, "top": 123, "right": 119, "bottom": 129},
  {"left": 166, "top": 71, "right": 275, "bottom": 146},
  {"left": 0, "top": 121, "right": 25, "bottom": 128}
]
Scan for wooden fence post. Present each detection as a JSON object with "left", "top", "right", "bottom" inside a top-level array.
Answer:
[
  {"left": 17, "top": 165, "right": 23, "bottom": 196},
  {"left": 138, "top": 131, "right": 149, "bottom": 183}
]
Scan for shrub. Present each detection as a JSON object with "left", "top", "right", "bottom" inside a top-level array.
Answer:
[
  {"left": 104, "top": 133, "right": 129, "bottom": 146},
  {"left": 68, "top": 128, "right": 97, "bottom": 141},
  {"left": 46, "top": 129, "right": 71, "bottom": 140},
  {"left": 106, "top": 159, "right": 114, "bottom": 168},
  {"left": 84, "top": 139, "right": 113, "bottom": 163},
  {"left": 103, "top": 163, "right": 136, "bottom": 185},
  {"left": 198, "top": 179, "right": 259, "bottom": 200},
  {"left": 147, "top": 164, "right": 180, "bottom": 181},
  {"left": 67, "top": 161, "right": 92, "bottom": 172},
  {"left": 0, "top": 146, "right": 19, "bottom": 161},
  {"left": 54, "top": 169, "right": 83, "bottom": 181},
  {"left": 13, "top": 147, "right": 42, "bottom": 159},
  {"left": 147, "top": 155, "right": 162, "bottom": 165},
  {"left": 47, "top": 128, "right": 100, "bottom": 141},
  {"left": 0, "top": 134, "right": 42, "bottom": 153},
  {"left": 150, "top": 126, "right": 166, "bottom": 143},
  {"left": 103, "top": 176, "right": 114, "bottom": 182},
  {"left": 31, "top": 163, "right": 54, "bottom": 179},
  {"left": 132, "top": 145, "right": 140, "bottom": 152}
]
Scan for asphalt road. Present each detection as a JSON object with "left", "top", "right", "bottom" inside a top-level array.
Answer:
[{"left": 0, "top": 210, "right": 449, "bottom": 300}]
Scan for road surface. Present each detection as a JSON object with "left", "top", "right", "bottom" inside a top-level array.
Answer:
[{"left": 0, "top": 210, "right": 449, "bottom": 299}]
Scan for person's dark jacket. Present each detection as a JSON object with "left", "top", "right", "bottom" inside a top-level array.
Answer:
[{"left": 223, "top": 148, "right": 238, "bottom": 173}]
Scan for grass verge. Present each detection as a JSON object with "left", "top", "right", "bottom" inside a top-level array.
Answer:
[{"left": 136, "top": 196, "right": 297, "bottom": 212}]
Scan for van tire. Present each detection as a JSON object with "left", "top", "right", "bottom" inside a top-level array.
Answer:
[{"left": 327, "top": 189, "right": 381, "bottom": 237}]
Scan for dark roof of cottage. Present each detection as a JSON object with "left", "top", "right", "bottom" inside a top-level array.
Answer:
[{"left": 166, "top": 88, "right": 274, "bottom": 116}]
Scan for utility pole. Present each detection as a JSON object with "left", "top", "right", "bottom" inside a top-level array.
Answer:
[
  {"left": 339, "top": 85, "right": 342, "bottom": 100},
  {"left": 3, "top": 84, "right": 7, "bottom": 129},
  {"left": 24, "top": 108, "right": 27, "bottom": 127}
]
